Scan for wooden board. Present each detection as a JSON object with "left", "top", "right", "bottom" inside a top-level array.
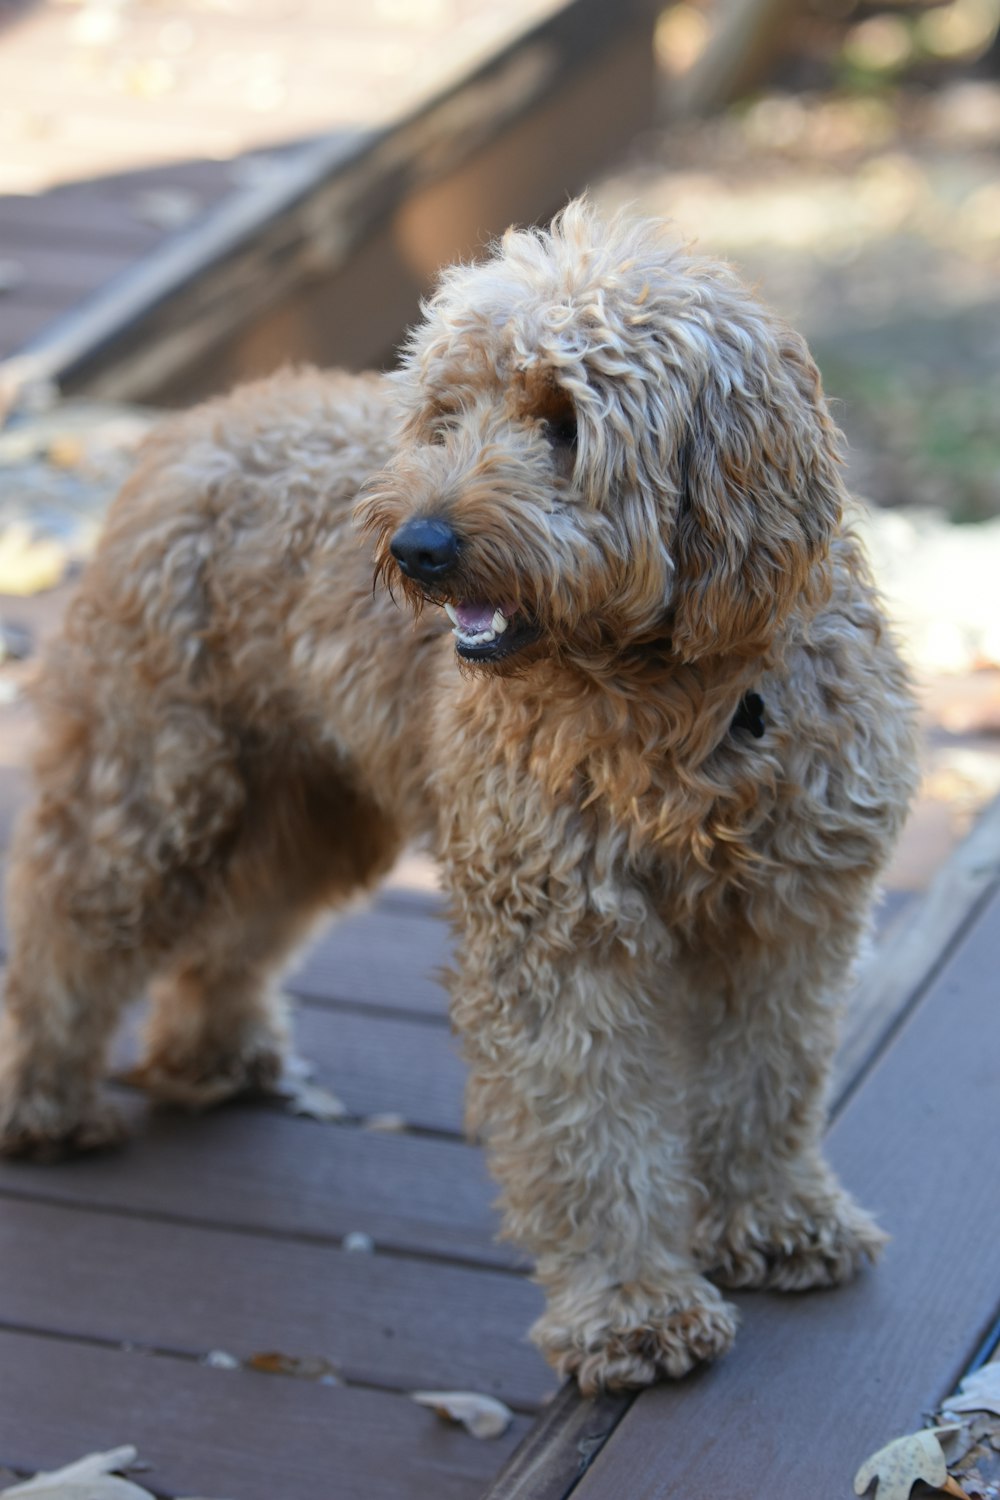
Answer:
[
  {"left": 833, "top": 790, "right": 1000, "bottom": 1106},
  {"left": 571, "top": 881, "right": 1000, "bottom": 1500},
  {"left": 251, "top": 1003, "right": 461, "bottom": 1132},
  {"left": 0, "top": 192, "right": 162, "bottom": 251},
  {"left": 482, "top": 1385, "right": 633, "bottom": 1500},
  {"left": 0, "top": 1327, "right": 531, "bottom": 1500},
  {"left": 0, "top": 1195, "right": 549, "bottom": 1406},
  {"left": 0, "top": 1096, "right": 520, "bottom": 1268},
  {"left": 288, "top": 906, "right": 451, "bottom": 1021}
]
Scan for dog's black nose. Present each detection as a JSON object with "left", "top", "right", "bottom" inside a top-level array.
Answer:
[{"left": 389, "top": 517, "right": 460, "bottom": 582}]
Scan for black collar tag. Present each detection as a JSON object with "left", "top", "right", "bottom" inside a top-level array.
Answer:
[{"left": 732, "top": 691, "right": 765, "bottom": 739}]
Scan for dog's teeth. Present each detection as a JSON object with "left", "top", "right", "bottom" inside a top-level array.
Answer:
[
  {"left": 491, "top": 610, "right": 507, "bottom": 634},
  {"left": 444, "top": 603, "right": 458, "bottom": 625},
  {"left": 455, "top": 627, "right": 498, "bottom": 647}
]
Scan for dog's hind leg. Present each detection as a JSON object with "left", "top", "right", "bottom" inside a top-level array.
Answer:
[
  {"left": 0, "top": 696, "right": 248, "bottom": 1159},
  {"left": 0, "top": 639, "right": 254, "bottom": 1152},
  {"left": 131, "top": 757, "right": 402, "bottom": 1110},
  {"left": 0, "top": 866, "right": 146, "bottom": 1159}
]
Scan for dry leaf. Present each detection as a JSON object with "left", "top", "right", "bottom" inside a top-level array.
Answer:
[
  {"left": 411, "top": 1390, "right": 513, "bottom": 1440},
  {"left": 945, "top": 1366, "right": 1000, "bottom": 1419},
  {"left": 247, "top": 1350, "right": 339, "bottom": 1383},
  {"left": 0, "top": 1448, "right": 231, "bottom": 1500},
  {"left": 1, "top": 1447, "right": 147, "bottom": 1499},
  {"left": 855, "top": 1427, "right": 969, "bottom": 1500},
  {"left": 283, "top": 1082, "right": 348, "bottom": 1122}
]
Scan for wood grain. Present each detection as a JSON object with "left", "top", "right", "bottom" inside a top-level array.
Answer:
[
  {"left": 482, "top": 1384, "right": 634, "bottom": 1500},
  {"left": 288, "top": 905, "right": 451, "bottom": 1020},
  {"left": 0, "top": 1327, "right": 531, "bottom": 1500},
  {"left": 834, "top": 791, "right": 1000, "bottom": 1107},
  {"left": 0, "top": 1095, "right": 521, "bottom": 1268},
  {"left": 0, "top": 1195, "right": 549, "bottom": 1406}
]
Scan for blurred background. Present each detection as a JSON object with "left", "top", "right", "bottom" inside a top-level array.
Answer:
[{"left": 0, "top": 0, "right": 998, "bottom": 902}]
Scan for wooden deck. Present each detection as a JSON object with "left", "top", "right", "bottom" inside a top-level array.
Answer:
[{"left": 1, "top": 569, "right": 998, "bottom": 1498}]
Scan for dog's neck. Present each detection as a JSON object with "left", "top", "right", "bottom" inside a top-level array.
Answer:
[{"left": 478, "top": 644, "right": 765, "bottom": 773}]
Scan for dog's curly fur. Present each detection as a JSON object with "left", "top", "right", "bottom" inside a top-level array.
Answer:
[{"left": 0, "top": 202, "right": 918, "bottom": 1392}]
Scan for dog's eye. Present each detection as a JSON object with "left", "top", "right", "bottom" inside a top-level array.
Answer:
[{"left": 545, "top": 415, "right": 577, "bottom": 451}]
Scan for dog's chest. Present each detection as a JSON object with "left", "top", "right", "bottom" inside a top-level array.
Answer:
[{"left": 434, "top": 687, "right": 769, "bottom": 940}]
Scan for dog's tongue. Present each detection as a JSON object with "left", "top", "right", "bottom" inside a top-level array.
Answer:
[{"left": 455, "top": 602, "right": 502, "bottom": 632}]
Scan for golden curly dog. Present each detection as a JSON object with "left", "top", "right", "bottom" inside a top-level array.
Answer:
[{"left": 0, "top": 202, "right": 918, "bottom": 1392}]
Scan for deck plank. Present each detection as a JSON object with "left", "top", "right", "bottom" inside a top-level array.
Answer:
[
  {"left": 0, "top": 1327, "right": 531, "bottom": 1500},
  {"left": 572, "top": 882, "right": 1000, "bottom": 1500},
  {"left": 0, "top": 1097, "right": 519, "bottom": 1268},
  {"left": 0, "top": 1196, "right": 548, "bottom": 1406},
  {"left": 288, "top": 906, "right": 451, "bottom": 1020}
]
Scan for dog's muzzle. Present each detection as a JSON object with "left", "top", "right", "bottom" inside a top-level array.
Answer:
[{"left": 387, "top": 515, "right": 539, "bottom": 664}]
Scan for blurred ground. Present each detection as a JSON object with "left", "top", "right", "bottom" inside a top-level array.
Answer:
[
  {"left": 0, "top": 0, "right": 565, "bottom": 193},
  {"left": 598, "top": 85, "right": 1000, "bottom": 523}
]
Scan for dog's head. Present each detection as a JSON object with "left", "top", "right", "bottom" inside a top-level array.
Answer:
[{"left": 358, "top": 199, "right": 845, "bottom": 673}]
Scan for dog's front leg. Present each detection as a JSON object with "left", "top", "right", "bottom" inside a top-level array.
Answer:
[
  {"left": 684, "top": 930, "right": 887, "bottom": 1292},
  {"left": 452, "top": 927, "right": 737, "bottom": 1394}
]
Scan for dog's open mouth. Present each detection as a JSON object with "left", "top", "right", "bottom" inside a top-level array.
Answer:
[{"left": 443, "top": 601, "right": 540, "bottom": 662}]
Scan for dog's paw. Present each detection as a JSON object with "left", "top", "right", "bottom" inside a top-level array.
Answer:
[
  {"left": 532, "top": 1275, "right": 738, "bottom": 1395},
  {"left": 127, "top": 1034, "right": 286, "bottom": 1111},
  {"left": 0, "top": 1088, "right": 126, "bottom": 1162},
  {"left": 694, "top": 1188, "right": 888, "bottom": 1291}
]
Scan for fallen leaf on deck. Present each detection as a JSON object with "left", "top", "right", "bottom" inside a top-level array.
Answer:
[
  {"left": 248, "top": 1351, "right": 340, "bottom": 1383},
  {"left": 282, "top": 1081, "right": 348, "bottom": 1122},
  {"left": 945, "top": 1366, "right": 1000, "bottom": 1418},
  {"left": 411, "top": 1391, "right": 513, "bottom": 1440},
  {"left": 854, "top": 1427, "right": 970, "bottom": 1500},
  {"left": 1, "top": 1446, "right": 149, "bottom": 1499}
]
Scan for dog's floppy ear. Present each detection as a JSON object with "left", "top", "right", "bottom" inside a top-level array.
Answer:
[{"left": 668, "top": 331, "right": 844, "bottom": 662}]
